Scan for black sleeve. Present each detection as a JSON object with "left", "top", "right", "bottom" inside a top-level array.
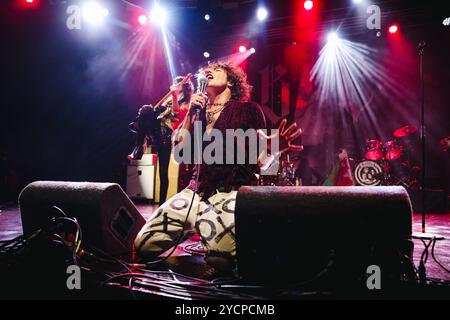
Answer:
[{"left": 246, "top": 102, "right": 267, "bottom": 130}]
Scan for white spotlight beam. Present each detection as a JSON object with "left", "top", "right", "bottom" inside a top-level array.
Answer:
[
  {"left": 310, "top": 37, "right": 418, "bottom": 138},
  {"left": 161, "top": 27, "right": 176, "bottom": 80}
]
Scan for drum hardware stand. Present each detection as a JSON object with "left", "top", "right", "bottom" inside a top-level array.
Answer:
[{"left": 413, "top": 41, "right": 444, "bottom": 240}]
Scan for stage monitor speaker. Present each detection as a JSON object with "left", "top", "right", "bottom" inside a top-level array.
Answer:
[
  {"left": 234, "top": 186, "right": 413, "bottom": 285},
  {"left": 19, "top": 181, "right": 146, "bottom": 255}
]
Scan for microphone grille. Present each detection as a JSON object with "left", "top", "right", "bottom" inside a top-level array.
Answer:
[
  {"left": 196, "top": 73, "right": 208, "bottom": 93},
  {"left": 197, "top": 73, "right": 208, "bottom": 85}
]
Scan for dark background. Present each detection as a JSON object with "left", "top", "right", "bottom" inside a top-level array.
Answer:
[{"left": 0, "top": 0, "right": 449, "bottom": 203}]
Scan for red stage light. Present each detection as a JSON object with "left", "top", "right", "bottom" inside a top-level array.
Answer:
[
  {"left": 238, "top": 45, "right": 247, "bottom": 53},
  {"left": 21, "top": 0, "right": 39, "bottom": 8},
  {"left": 23, "top": 0, "right": 37, "bottom": 5},
  {"left": 138, "top": 15, "right": 148, "bottom": 26},
  {"left": 388, "top": 24, "right": 399, "bottom": 34},
  {"left": 304, "top": 0, "right": 313, "bottom": 10}
]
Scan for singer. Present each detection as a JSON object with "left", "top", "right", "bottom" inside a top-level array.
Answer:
[
  {"left": 134, "top": 61, "right": 302, "bottom": 270},
  {"left": 128, "top": 76, "right": 194, "bottom": 203}
]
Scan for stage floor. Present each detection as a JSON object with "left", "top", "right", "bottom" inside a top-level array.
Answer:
[{"left": 1, "top": 203, "right": 449, "bottom": 282}]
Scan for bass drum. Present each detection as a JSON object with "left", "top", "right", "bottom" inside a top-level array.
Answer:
[{"left": 354, "top": 160, "right": 383, "bottom": 186}]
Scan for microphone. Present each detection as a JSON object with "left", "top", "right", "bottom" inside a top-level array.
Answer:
[
  {"left": 197, "top": 73, "right": 208, "bottom": 94},
  {"left": 192, "top": 73, "right": 208, "bottom": 121}
]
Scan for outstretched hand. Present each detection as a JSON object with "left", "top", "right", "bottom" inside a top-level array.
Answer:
[{"left": 258, "top": 119, "right": 303, "bottom": 154}]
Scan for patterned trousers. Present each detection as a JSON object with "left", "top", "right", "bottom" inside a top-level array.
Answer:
[{"left": 134, "top": 188, "right": 237, "bottom": 268}]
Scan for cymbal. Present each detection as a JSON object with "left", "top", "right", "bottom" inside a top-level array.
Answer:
[{"left": 393, "top": 125, "right": 417, "bottom": 138}]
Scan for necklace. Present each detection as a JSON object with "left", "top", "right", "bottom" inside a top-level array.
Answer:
[{"left": 206, "top": 103, "right": 227, "bottom": 124}]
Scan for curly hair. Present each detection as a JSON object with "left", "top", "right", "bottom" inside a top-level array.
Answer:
[{"left": 200, "top": 61, "right": 253, "bottom": 102}]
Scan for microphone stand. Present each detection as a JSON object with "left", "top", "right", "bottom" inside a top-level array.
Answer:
[{"left": 413, "top": 41, "right": 444, "bottom": 241}]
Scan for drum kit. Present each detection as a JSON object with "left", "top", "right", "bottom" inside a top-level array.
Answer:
[
  {"left": 258, "top": 124, "right": 422, "bottom": 188},
  {"left": 354, "top": 125, "right": 420, "bottom": 187}
]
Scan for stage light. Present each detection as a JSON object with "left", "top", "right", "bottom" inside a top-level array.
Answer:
[
  {"left": 216, "top": 45, "right": 256, "bottom": 65},
  {"left": 352, "top": 0, "right": 363, "bottom": 4},
  {"left": 82, "top": 2, "right": 109, "bottom": 26},
  {"left": 311, "top": 37, "right": 385, "bottom": 119},
  {"left": 257, "top": 7, "right": 268, "bottom": 21},
  {"left": 138, "top": 14, "right": 148, "bottom": 26},
  {"left": 151, "top": 4, "right": 168, "bottom": 26},
  {"left": 239, "top": 45, "right": 247, "bottom": 53},
  {"left": 311, "top": 32, "right": 419, "bottom": 145},
  {"left": 21, "top": 0, "right": 41, "bottom": 8},
  {"left": 204, "top": 14, "right": 210, "bottom": 21},
  {"left": 443, "top": 17, "right": 450, "bottom": 26},
  {"left": 388, "top": 24, "right": 399, "bottom": 34},
  {"left": 304, "top": 0, "right": 313, "bottom": 10},
  {"left": 203, "top": 51, "right": 210, "bottom": 58},
  {"left": 22, "top": 0, "right": 38, "bottom": 7},
  {"left": 327, "top": 32, "right": 339, "bottom": 44}
]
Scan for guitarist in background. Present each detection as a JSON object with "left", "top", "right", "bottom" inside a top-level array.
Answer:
[{"left": 128, "top": 75, "right": 194, "bottom": 203}]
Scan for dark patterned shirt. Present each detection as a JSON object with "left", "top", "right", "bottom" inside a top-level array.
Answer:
[{"left": 186, "top": 100, "right": 267, "bottom": 199}]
